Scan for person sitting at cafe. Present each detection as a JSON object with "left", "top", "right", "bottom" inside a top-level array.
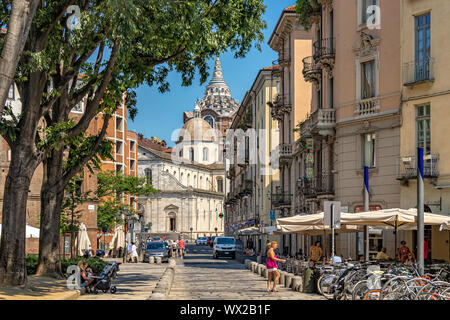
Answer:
[
  {"left": 309, "top": 241, "right": 323, "bottom": 263},
  {"left": 404, "top": 252, "right": 416, "bottom": 265},
  {"left": 397, "top": 241, "right": 411, "bottom": 263},
  {"left": 375, "top": 247, "right": 391, "bottom": 261},
  {"left": 332, "top": 253, "right": 342, "bottom": 264}
]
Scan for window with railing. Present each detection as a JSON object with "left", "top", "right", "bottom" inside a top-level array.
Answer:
[{"left": 414, "top": 12, "right": 431, "bottom": 83}]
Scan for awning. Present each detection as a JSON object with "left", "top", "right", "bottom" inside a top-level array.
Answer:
[
  {"left": 0, "top": 224, "right": 40, "bottom": 238},
  {"left": 236, "top": 226, "right": 261, "bottom": 236}
]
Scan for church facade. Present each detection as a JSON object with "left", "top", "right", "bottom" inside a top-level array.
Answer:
[{"left": 137, "top": 57, "right": 238, "bottom": 240}]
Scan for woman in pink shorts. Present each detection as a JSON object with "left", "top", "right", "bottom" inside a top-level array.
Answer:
[{"left": 266, "top": 241, "right": 286, "bottom": 292}]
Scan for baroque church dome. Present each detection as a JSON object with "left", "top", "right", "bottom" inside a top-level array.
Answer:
[
  {"left": 178, "top": 117, "right": 218, "bottom": 143},
  {"left": 194, "top": 57, "right": 239, "bottom": 117}
]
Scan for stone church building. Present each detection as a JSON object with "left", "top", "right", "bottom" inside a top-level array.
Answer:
[{"left": 138, "top": 57, "right": 238, "bottom": 240}]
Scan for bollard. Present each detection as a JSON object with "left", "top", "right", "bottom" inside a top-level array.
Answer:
[
  {"left": 245, "top": 259, "right": 252, "bottom": 270},
  {"left": 149, "top": 256, "right": 155, "bottom": 264},
  {"left": 285, "top": 273, "right": 294, "bottom": 288},
  {"left": 156, "top": 257, "right": 162, "bottom": 264},
  {"left": 258, "top": 264, "right": 264, "bottom": 276},
  {"left": 279, "top": 271, "right": 286, "bottom": 286},
  {"left": 292, "top": 276, "right": 303, "bottom": 292},
  {"left": 251, "top": 262, "right": 258, "bottom": 273},
  {"left": 262, "top": 266, "right": 268, "bottom": 278}
]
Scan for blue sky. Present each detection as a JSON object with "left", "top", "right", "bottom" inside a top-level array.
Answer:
[{"left": 128, "top": 1, "right": 293, "bottom": 147}]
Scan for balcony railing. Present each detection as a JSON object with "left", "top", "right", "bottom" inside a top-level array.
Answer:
[
  {"left": 299, "top": 174, "right": 334, "bottom": 197},
  {"left": 279, "top": 144, "right": 293, "bottom": 157},
  {"left": 313, "top": 38, "right": 336, "bottom": 61},
  {"left": 272, "top": 192, "right": 292, "bottom": 207},
  {"left": 279, "top": 50, "right": 290, "bottom": 65},
  {"left": 311, "top": 108, "right": 336, "bottom": 129},
  {"left": 302, "top": 56, "right": 321, "bottom": 75},
  {"left": 355, "top": 97, "right": 380, "bottom": 116},
  {"left": 397, "top": 154, "right": 439, "bottom": 180},
  {"left": 403, "top": 57, "right": 435, "bottom": 87},
  {"left": 302, "top": 56, "right": 322, "bottom": 85}
]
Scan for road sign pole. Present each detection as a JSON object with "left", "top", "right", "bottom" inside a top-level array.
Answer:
[
  {"left": 364, "top": 166, "right": 370, "bottom": 261},
  {"left": 331, "top": 203, "right": 335, "bottom": 260},
  {"left": 417, "top": 147, "right": 425, "bottom": 275}
]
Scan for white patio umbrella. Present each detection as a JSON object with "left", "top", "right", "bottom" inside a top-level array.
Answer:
[
  {"left": 237, "top": 226, "right": 261, "bottom": 236},
  {"left": 109, "top": 225, "right": 125, "bottom": 254},
  {"left": 0, "top": 224, "right": 40, "bottom": 238},
  {"left": 76, "top": 223, "right": 91, "bottom": 256},
  {"left": 275, "top": 223, "right": 361, "bottom": 235}
]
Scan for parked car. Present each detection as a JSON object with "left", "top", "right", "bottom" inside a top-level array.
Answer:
[
  {"left": 213, "top": 237, "right": 236, "bottom": 259},
  {"left": 143, "top": 241, "right": 171, "bottom": 262},
  {"left": 152, "top": 237, "right": 161, "bottom": 242},
  {"left": 196, "top": 237, "right": 207, "bottom": 245},
  {"left": 209, "top": 236, "right": 216, "bottom": 247}
]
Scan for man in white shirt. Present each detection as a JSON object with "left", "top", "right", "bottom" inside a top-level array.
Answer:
[
  {"left": 332, "top": 254, "right": 342, "bottom": 264},
  {"left": 126, "top": 241, "right": 133, "bottom": 263},
  {"left": 131, "top": 242, "right": 138, "bottom": 263}
]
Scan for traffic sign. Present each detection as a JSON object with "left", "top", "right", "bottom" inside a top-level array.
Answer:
[
  {"left": 270, "top": 210, "right": 276, "bottom": 221},
  {"left": 218, "top": 212, "right": 224, "bottom": 219},
  {"left": 324, "top": 201, "right": 341, "bottom": 229}
]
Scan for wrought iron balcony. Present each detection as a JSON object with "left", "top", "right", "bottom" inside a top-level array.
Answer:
[
  {"left": 278, "top": 50, "right": 290, "bottom": 65},
  {"left": 298, "top": 174, "right": 334, "bottom": 198},
  {"left": 397, "top": 154, "right": 439, "bottom": 180},
  {"left": 302, "top": 56, "right": 322, "bottom": 86},
  {"left": 403, "top": 57, "right": 435, "bottom": 87},
  {"left": 313, "top": 38, "right": 335, "bottom": 73},
  {"left": 271, "top": 192, "right": 292, "bottom": 208}
]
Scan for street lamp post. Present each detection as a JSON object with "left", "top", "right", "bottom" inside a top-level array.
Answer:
[
  {"left": 190, "top": 227, "right": 193, "bottom": 242},
  {"left": 120, "top": 206, "right": 134, "bottom": 263}
]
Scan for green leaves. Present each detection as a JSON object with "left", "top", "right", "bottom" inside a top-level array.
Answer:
[
  {"left": 296, "top": 0, "right": 320, "bottom": 30},
  {"left": 96, "top": 170, "right": 159, "bottom": 230}
]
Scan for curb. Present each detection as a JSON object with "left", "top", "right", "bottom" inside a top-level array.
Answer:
[{"left": 148, "top": 258, "right": 176, "bottom": 300}]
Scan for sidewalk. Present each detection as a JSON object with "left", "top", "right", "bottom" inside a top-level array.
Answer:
[{"left": 0, "top": 275, "right": 80, "bottom": 300}]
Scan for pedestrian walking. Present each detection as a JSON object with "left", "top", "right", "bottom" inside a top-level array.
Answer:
[
  {"left": 132, "top": 242, "right": 139, "bottom": 263},
  {"left": 266, "top": 241, "right": 286, "bottom": 292},
  {"left": 179, "top": 238, "right": 185, "bottom": 258},
  {"left": 172, "top": 240, "right": 178, "bottom": 257},
  {"left": 126, "top": 240, "right": 133, "bottom": 263}
]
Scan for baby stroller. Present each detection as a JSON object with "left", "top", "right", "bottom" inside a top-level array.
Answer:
[{"left": 91, "top": 261, "right": 120, "bottom": 294}]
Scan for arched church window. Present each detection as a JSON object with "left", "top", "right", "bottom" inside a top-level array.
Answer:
[
  {"left": 179, "top": 149, "right": 183, "bottom": 157},
  {"left": 203, "top": 148, "right": 208, "bottom": 161},
  {"left": 190, "top": 148, "right": 195, "bottom": 161},
  {"left": 204, "top": 115, "right": 214, "bottom": 128}
]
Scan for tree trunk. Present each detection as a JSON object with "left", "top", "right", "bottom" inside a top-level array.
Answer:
[
  {"left": 0, "top": 0, "right": 39, "bottom": 114},
  {"left": 0, "top": 147, "right": 38, "bottom": 286},
  {"left": 35, "top": 148, "right": 65, "bottom": 278}
]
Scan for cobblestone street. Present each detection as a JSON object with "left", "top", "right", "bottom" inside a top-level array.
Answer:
[{"left": 167, "top": 245, "right": 325, "bottom": 300}]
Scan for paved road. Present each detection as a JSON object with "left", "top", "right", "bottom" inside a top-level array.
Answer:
[
  {"left": 78, "top": 261, "right": 167, "bottom": 300},
  {"left": 168, "top": 244, "right": 325, "bottom": 300}
]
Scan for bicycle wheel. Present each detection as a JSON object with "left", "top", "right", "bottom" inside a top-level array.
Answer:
[
  {"left": 380, "top": 276, "right": 408, "bottom": 300},
  {"left": 352, "top": 280, "right": 369, "bottom": 300},
  {"left": 318, "top": 274, "right": 338, "bottom": 300}
]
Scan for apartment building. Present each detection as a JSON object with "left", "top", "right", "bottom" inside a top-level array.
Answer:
[
  {"left": 224, "top": 66, "right": 280, "bottom": 253},
  {"left": 95, "top": 97, "right": 139, "bottom": 242},
  {"left": 268, "top": 5, "right": 313, "bottom": 255},
  {"left": 296, "top": 0, "right": 402, "bottom": 259},
  {"left": 398, "top": 0, "right": 450, "bottom": 262}
]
